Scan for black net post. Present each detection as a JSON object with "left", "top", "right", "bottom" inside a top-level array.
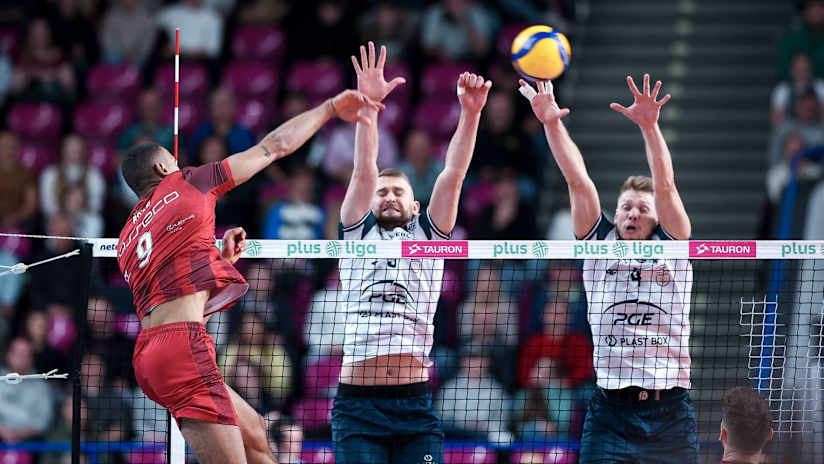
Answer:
[{"left": 72, "top": 242, "right": 93, "bottom": 464}]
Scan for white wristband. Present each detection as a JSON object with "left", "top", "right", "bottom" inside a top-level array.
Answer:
[
  {"left": 518, "top": 84, "right": 537, "bottom": 102},
  {"left": 457, "top": 84, "right": 465, "bottom": 96}
]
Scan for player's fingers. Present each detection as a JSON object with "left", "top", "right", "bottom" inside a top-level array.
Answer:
[
  {"left": 476, "top": 75, "right": 485, "bottom": 88},
  {"left": 484, "top": 79, "right": 492, "bottom": 89},
  {"left": 368, "top": 41, "right": 376, "bottom": 68},
  {"left": 658, "top": 93, "right": 672, "bottom": 106},
  {"left": 387, "top": 77, "right": 406, "bottom": 93},
  {"left": 545, "top": 80, "right": 554, "bottom": 94},
  {"left": 458, "top": 72, "right": 467, "bottom": 88},
  {"left": 643, "top": 73, "right": 650, "bottom": 96},
  {"left": 610, "top": 102, "right": 629, "bottom": 115},
  {"left": 559, "top": 108, "right": 571, "bottom": 118},
  {"left": 377, "top": 45, "right": 387, "bottom": 69},
  {"left": 537, "top": 81, "right": 545, "bottom": 94},
  {"left": 360, "top": 45, "right": 368, "bottom": 69},
  {"left": 351, "top": 55, "right": 363, "bottom": 75},
  {"left": 651, "top": 80, "right": 662, "bottom": 99},
  {"left": 518, "top": 79, "right": 529, "bottom": 88},
  {"left": 627, "top": 76, "right": 641, "bottom": 96}
]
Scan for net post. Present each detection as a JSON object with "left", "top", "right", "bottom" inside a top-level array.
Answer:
[{"left": 72, "top": 242, "right": 93, "bottom": 464}]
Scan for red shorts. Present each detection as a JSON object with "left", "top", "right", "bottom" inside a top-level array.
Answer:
[{"left": 133, "top": 322, "right": 238, "bottom": 426}]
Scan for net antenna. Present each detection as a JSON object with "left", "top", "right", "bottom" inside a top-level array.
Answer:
[
  {"left": 0, "top": 368, "right": 69, "bottom": 384},
  {"left": 173, "top": 28, "right": 180, "bottom": 161},
  {"left": 0, "top": 248, "right": 79, "bottom": 277}
]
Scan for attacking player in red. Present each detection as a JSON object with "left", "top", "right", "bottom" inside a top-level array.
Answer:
[{"left": 116, "top": 89, "right": 383, "bottom": 464}]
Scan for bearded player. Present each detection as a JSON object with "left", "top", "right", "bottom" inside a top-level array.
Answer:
[
  {"left": 330, "top": 42, "right": 491, "bottom": 463},
  {"left": 117, "top": 89, "right": 381, "bottom": 464},
  {"left": 519, "top": 74, "right": 697, "bottom": 463}
]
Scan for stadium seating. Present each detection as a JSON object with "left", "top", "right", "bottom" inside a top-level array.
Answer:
[
  {"left": 222, "top": 60, "right": 279, "bottom": 99},
  {"left": 510, "top": 448, "right": 577, "bottom": 464},
  {"left": 154, "top": 63, "right": 211, "bottom": 99},
  {"left": 18, "top": 142, "right": 57, "bottom": 173},
  {"left": 7, "top": 103, "right": 63, "bottom": 139},
  {"left": 74, "top": 102, "right": 133, "bottom": 142},
  {"left": 292, "top": 397, "right": 334, "bottom": 430},
  {"left": 421, "top": 63, "right": 477, "bottom": 98},
  {"left": 287, "top": 61, "right": 345, "bottom": 105},
  {"left": 235, "top": 97, "right": 274, "bottom": 135},
  {"left": 163, "top": 99, "right": 203, "bottom": 136},
  {"left": 87, "top": 63, "right": 141, "bottom": 103},
  {"left": 0, "top": 27, "right": 20, "bottom": 55},
  {"left": 413, "top": 100, "right": 461, "bottom": 138},
  {"left": 232, "top": 26, "right": 286, "bottom": 65},
  {"left": 88, "top": 143, "right": 118, "bottom": 179},
  {"left": 444, "top": 447, "right": 497, "bottom": 464},
  {"left": 0, "top": 451, "right": 33, "bottom": 464}
]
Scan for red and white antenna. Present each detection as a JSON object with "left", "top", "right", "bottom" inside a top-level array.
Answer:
[{"left": 173, "top": 28, "right": 180, "bottom": 161}]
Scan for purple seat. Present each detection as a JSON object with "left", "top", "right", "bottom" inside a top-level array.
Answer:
[
  {"left": 0, "top": 226, "right": 32, "bottom": 258},
  {"left": 87, "top": 142, "right": 117, "bottom": 179},
  {"left": 384, "top": 61, "right": 413, "bottom": 106},
  {"left": 445, "top": 447, "right": 496, "bottom": 464},
  {"left": 421, "top": 63, "right": 476, "bottom": 98},
  {"left": 222, "top": 61, "right": 279, "bottom": 99},
  {"left": 232, "top": 26, "right": 286, "bottom": 63},
  {"left": 154, "top": 63, "right": 210, "bottom": 99},
  {"left": 378, "top": 99, "right": 408, "bottom": 136},
  {"left": 498, "top": 23, "right": 530, "bottom": 58},
  {"left": 127, "top": 451, "right": 166, "bottom": 464},
  {"left": 0, "top": 451, "right": 33, "bottom": 464},
  {"left": 19, "top": 141, "right": 58, "bottom": 173},
  {"left": 413, "top": 99, "right": 461, "bottom": 138},
  {"left": 74, "top": 102, "right": 133, "bottom": 141},
  {"left": 510, "top": 448, "right": 576, "bottom": 464},
  {"left": 7, "top": 103, "right": 63, "bottom": 139},
  {"left": 235, "top": 97, "right": 273, "bottom": 135},
  {"left": 287, "top": 61, "right": 344, "bottom": 100},
  {"left": 292, "top": 398, "right": 333, "bottom": 430},
  {"left": 87, "top": 63, "right": 140, "bottom": 102},
  {"left": 164, "top": 99, "right": 203, "bottom": 136},
  {"left": 304, "top": 355, "right": 342, "bottom": 396},
  {"left": 0, "top": 27, "right": 20, "bottom": 55},
  {"left": 301, "top": 447, "right": 335, "bottom": 464}
]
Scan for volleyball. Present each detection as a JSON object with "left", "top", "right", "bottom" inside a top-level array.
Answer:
[{"left": 510, "top": 25, "right": 571, "bottom": 81}]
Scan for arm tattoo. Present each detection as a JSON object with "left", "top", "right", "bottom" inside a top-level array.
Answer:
[{"left": 261, "top": 144, "right": 273, "bottom": 158}]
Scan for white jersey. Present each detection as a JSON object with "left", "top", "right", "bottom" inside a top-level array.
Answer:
[
  {"left": 581, "top": 213, "right": 693, "bottom": 390},
  {"left": 338, "top": 210, "right": 449, "bottom": 366}
]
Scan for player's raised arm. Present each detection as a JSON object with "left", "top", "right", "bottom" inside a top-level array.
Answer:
[
  {"left": 427, "top": 72, "right": 491, "bottom": 235},
  {"left": 226, "top": 89, "right": 383, "bottom": 186},
  {"left": 610, "top": 74, "right": 691, "bottom": 239},
  {"left": 340, "top": 41, "right": 405, "bottom": 227},
  {"left": 519, "top": 79, "right": 601, "bottom": 239}
]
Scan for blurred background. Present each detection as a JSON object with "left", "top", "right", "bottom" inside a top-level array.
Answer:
[{"left": 0, "top": 0, "right": 821, "bottom": 463}]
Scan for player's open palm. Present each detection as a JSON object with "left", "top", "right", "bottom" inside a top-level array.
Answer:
[
  {"left": 458, "top": 72, "right": 492, "bottom": 114},
  {"left": 351, "top": 41, "right": 405, "bottom": 103},
  {"left": 519, "top": 79, "right": 570, "bottom": 125},
  {"left": 330, "top": 90, "right": 384, "bottom": 125},
  {"left": 610, "top": 73, "right": 671, "bottom": 128}
]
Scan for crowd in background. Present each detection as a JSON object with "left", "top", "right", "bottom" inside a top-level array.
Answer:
[{"left": 0, "top": 0, "right": 591, "bottom": 462}]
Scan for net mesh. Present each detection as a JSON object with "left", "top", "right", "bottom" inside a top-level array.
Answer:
[{"left": 5, "top": 238, "right": 824, "bottom": 463}]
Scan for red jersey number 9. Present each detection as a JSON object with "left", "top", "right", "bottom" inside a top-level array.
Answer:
[{"left": 137, "top": 232, "right": 153, "bottom": 268}]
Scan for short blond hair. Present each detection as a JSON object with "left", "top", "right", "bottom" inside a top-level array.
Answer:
[{"left": 619, "top": 175, "right": 654, "bottom": 195}]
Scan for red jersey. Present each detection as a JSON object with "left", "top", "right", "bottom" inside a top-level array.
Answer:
[{"left": 117, "top": 159, "right": 248, "bottom": 320}]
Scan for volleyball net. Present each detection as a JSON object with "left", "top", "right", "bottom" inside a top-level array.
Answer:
[{"left": 2, "top": 238, "right": 824, "bottom": 463}]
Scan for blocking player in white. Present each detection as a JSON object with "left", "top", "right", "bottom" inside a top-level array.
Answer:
[
  {"left": 519, "top": 74, "right": 697, "bottom": 463},
  {"left": 330, "top": 42, "right": 491, "bottom": 464}
]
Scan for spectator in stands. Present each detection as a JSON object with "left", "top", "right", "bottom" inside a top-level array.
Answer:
[
  {"left": 718, "top": 387, "right": 774, "bottom": 464},
  {"left": 81, "top": 351, "right": 134, "bottom": 445},
  {"left": 219, "top": 312, "right": 293, "bottom": 411},
  {"left": 0, "top": 130, "right": 37, "bottom": 230},
  {"left": 458, "top": 264, "right": 519, "bottom": 346},
  {"left": 421, "top": 0, "right": 496, "bottom": 61},
  {"left": 473, "top": 93, "right": 537, "bottom": 186},
  {"left": 766, "top": 131, "right": 823, "bottom": 205},
  {"left": 11, "top": 17, "right": 76, "bottom": 104},
  {"left": 100, "top": 0, "right": 158, "bottom": 66},
  {"left": 61, "top": 183, "right": 104, "bottom": 238},
  {"left": 157, "top": 0, "right": 224, "bottom": 60},
  {"left": 27, "top": 214, "right": 85, "bottom": 308},
  {"left": 118, "top": 88, "right": 174, "bottom": 154},
  {"left": 262, "top": 166, "right": 325, "bottom": 240},
  {"left": 42, "top": 396, "right": 86, "bottom": 464},
  {"left": 398, "top": 130, "right": 442, "bottom": 209},
  {"left": 305, "top": 268, "right": 345, "bottom": 358},
  {"left": 356, "top": 2, "right": 417, "bottom": 62},
  {"left": 324, "top": 119, "right": 398, "bottom": 184},
  {"left": 129, "top": 386, "right": 167, "bottom": 444},
  {"left": 771, "top": 53, "right": 824, "bottom": 126},
  {"left": 47, "top": 0, "right": 101, "bottom": 71},
  {"left": 778, "top": 0, "right": 824, "bottom": 79},
  {"left": 0, "top": 338, "right": 54, "bottom": 443},
  {"left": 0, "top": 49, "right": 11, "bottom": 107},
  {"left": 287, "top": 1, "right": 356, "bottom": 62},
  {"left": 23, "top": 310, "right": 65, "bottom": 374},
  {"left": 40, "top": 133, "right": 106, "bottom": 219},
  {"left": 190, "top": 87, "right": 255, "bottom": 156},
  {"left": 513, "top": 299, "right": 593, "bottom": 439},
  {"left": 270, "top": 420, "right": 305, "bottom": 464},
  {"left": 474, "top": 173, "right": 539, "bottom": 239},
  {"left": 237, "top": 0, "right": 291, "bottom": 25},
  {"left": 435, "top": 342, "right": 513, "bottom": 445}
]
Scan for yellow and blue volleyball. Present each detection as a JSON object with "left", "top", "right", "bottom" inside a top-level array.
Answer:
[{"left": 511, "top": 25, "right": 571, "bottom": 81}]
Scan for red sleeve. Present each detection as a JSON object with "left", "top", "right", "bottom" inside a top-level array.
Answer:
[
  {"left": 563, "top": 332, "right": 595, "bottom": 387},
  {"left": 182, "top": 159, "right": 236, "bottom": 197}
]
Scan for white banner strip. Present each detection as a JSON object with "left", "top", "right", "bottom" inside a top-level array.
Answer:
[{"left": 90, "top": 239, "right": 824, "bottom": 260}]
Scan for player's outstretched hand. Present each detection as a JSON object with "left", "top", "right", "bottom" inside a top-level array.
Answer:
[
  {"left": 518, "top": 79, "right": 570, "bottom": 125},
  {"left": 610, "top": 73, "right": 671, "bottom": 129},
  {"left": 329, "top": 90, "right": 385, "bottom": 125},
  {"left": 351, "top": 41, "right": 406, "bottom": 103},
  {"left": 458, "top": 72, "right": 492, "bottom": 114},
  {"left": 221, "top": 227, "right": 246, "bottom": 265}
]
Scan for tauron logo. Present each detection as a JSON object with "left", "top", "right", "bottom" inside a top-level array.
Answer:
[
  {"left": 402, "top": 241, "right": 468, "bottom": 258},
  {"left": 695, "top": 243, "right": 709, "bottom": 255},
  {"left": 408, "top": 243, "right": 422, "bottom": 255},
  {"left": 689, "top": 241, "right": 756, "bottom": 258}
]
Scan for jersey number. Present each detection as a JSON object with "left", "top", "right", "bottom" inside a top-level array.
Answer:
[{"left": 136, "top": 232, "right": 153, "bottom": 268}]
